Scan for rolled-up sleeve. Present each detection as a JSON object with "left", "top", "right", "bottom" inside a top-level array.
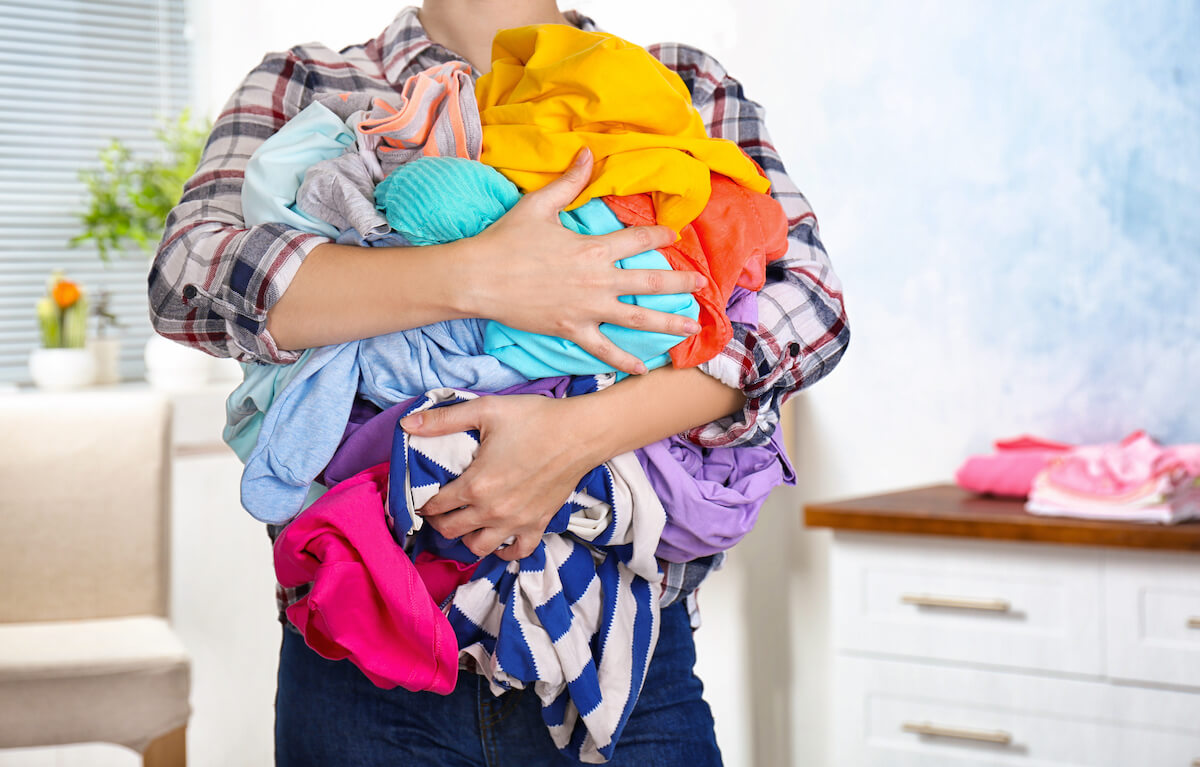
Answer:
[
  {"left": 652, "top": 44, "right": 851, "bottom": 447},
  {"left": 148, "top": 50, "right": 331, "bottom": 363}
]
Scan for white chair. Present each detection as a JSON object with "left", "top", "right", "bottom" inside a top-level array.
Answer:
[{"left": 0, "top": 390, "right": 190, "bottom": 766}]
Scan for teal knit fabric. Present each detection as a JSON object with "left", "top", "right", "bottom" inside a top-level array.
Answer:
[
  {"left": 375, "top": 156, "right": 521, "bottom": 245},
  {"left": 375, "top": 156, "right": 700, "bottom": 378}
]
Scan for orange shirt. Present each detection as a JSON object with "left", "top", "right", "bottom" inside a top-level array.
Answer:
[{"left": 604, "top": 173, "right": 790, "bottom": 368}]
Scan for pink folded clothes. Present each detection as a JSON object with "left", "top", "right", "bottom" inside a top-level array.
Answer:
[
  {"left": 954, "top": 435, "right": 1074, "bottom": 498},
  {"left": 273, "top": 462, "right": 472, "bottom": 693},
  {"left": 1027, "top": 431, "right": 1200, "bottom": 524}
]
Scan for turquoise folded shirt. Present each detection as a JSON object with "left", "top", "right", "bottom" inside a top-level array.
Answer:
[{"left": 376, "top": 157, "right": 700, "bottom": 379}]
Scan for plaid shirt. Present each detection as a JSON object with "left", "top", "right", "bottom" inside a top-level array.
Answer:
[{"left": 153, "top": 7, "right": 849, "bottom": 615}]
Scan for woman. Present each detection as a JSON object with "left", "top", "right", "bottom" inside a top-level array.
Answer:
[{"left": 151, "top": 1, "right": 849, "bottom": 764}]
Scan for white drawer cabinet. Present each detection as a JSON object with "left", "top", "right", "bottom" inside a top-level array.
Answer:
[
  {"left": 1105, "top": 551, "right": 1200, "bottom": 689},
  {"left": 832, "top": 535, "right": 1104, "bottom": 675},
  {"left": 829, "top": 533, "right": 1200, "bottom": 766},
  {"left": 836, "top": 655, "right": 1200, "bottom": 767}
]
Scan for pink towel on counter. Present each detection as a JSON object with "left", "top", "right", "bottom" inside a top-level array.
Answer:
[
  {"left": 273, "top": 462, "right": 465, "bottom": 693},
  {"left": 954, "top": 435, "right": 1074, "bottom": 498},
  {"left": 1027, "top": 431, "right": 1200, "bottom": 524},
  {"left": 1041, "top": 430, "right": 1200, "bottom": 498}
]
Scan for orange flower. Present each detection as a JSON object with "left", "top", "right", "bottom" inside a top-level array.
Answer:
[{"left": 51, "top": 279, "right": 81, "bottom": 309}]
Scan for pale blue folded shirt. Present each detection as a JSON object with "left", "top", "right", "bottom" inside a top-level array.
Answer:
[{"left": 237, "top": 103, "right": 699, "bottom": 523}]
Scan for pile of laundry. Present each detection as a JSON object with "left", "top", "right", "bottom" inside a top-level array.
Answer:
[
  {"left": 956, "top": 431, "right": 1200, "bottom": 524},
  {"left": 225, "top": 24, "right": 795, "bottom": 764}
]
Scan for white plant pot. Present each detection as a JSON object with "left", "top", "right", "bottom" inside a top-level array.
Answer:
[
  {"left": 143, "top": 333, "right": 213, "bottom": 390},
  {"left": 28, "top": 347, "right": 96, "bottom": 391},
  {"left": 88, "top": 337, "right": 121, "bottom": 386}
]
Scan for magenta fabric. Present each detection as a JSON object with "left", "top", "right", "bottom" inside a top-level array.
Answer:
[
  {"left": 638, "top": 426, "right": 794, "bottom": 563},
  {"left": 273, "top": 462, "right": 459, "bottom": 694},
  {"left": 954, "top": 435, "right": 1074, "bottom": 498},
  {"left": 1043, "top": 431, "right": 1200, "bottom": 499},
  {"left": 414, "top": 550, "right": 478, "bottom": 605}
]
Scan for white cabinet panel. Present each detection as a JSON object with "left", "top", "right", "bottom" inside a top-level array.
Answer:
[
  {"left": 832, "top": 534, "right": 1104, "bottom": 675},
  {"left": 170, "top": 452, "right": 278, "bottom": 767},
  {"left": 836, "top": 655, "right": 1200, "bottom": 767},
  {"left": 1105, "top": 550, "right": 1200, "bottom": 689}
]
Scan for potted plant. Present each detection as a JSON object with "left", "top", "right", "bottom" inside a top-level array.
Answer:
[
  {"left": 30, "top": 271, "right": 96, "bottom": 390},
  {"left": 72, "top": 111, "right": 213, "bottom": 387}
]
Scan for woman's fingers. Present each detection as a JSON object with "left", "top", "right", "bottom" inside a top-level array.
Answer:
[
  {"left": 495, "top": 533, "right": 540, "bottom": 562},
  {"left": 417, "top": 481, "right": 468, "bottom": 517},
  {"left": 462, "top": 528, "right": 514, "bottom": 560},
  {"left": 613, "top": 267, "right": 704, "bottom": 299},
  {"left": 423, "top": 504, "right": 480, "bottom": 539},
  {"left": 609, "top": 301, "right": 702, "bottom": 337},
  {"left": 399, "top": 397, "right": 489, "bottom": 438},
  {"left": 573, "top": 325, "right": 647, "bottom": 375},
  {"left": 599, "top": 224, "right": 677, "bottom": 261}
]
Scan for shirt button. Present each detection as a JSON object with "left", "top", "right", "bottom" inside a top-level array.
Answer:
[
  {"left": 182, "top": 284, "right": 198, "bottom": 300},
  {"left": 788, "top": 342, "right": 801, "bottom": 357}
]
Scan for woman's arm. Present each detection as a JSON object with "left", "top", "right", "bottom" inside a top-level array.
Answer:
[
  {"left": 403, "top": 365, "right": 745, "bottom": 559},
  {"left": 152, "top": 53, "right": 701, "bottom": 374},
  {"left": 267, "top": 151, "right": 703, "bottom": 374}
]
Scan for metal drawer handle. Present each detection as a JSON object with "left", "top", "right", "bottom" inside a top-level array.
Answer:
[
  {"left": 901, "top": 593, "right": 1012, "bottom": 613},
  {"left": 902, "top": 721, "right": 1013, "bottom": 745},
  {"left": 1187, "top": 617, "right": 1200, "bottom": 629}
]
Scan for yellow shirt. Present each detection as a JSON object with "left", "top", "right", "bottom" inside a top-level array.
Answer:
[{"left": 475, "top": 24, "right": 771, "bottom": 236}]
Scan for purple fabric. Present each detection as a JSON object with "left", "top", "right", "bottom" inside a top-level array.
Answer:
[
  {"left": 725, "top": 286, "right": 759, "bottom": 327},
  {"left": 639, "top": 426, "right": 794, "bottom": 563},
  {"left": 324, "top": 377, "right": 579, "bottom": 487}
]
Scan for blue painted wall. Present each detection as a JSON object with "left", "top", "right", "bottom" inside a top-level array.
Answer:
[{"left": 709, "top": 0, "right": 1200, "bottom": 476}]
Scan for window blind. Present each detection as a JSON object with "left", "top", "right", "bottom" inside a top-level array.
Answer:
[{"left": 0, "top": 0, "right": 190, "bottom": 384}]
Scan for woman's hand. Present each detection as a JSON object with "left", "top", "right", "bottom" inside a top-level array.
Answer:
[
  {"left": 401, "top": 394, "right": 602, "bottom": 560},
  {"left": 457, "top": 149, "right": 703, "bottom": 375},
  {"left": 400, "top": 366, "right": 745, "bottom": 561}
]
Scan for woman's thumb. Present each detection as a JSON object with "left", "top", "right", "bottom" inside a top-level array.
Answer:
[{"left": 530, "top": 147, "right": 593, "bottom": 212}]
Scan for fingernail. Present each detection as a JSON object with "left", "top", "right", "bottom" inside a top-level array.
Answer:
[
  {"left": 694, "top": 275, "right": 707, "bottom": 290},
  {"left": 684, "top": 321, "right": 701, "bottom": 334},
  {"left": 401, "top": 413, "right": 423, "bottom": 429},
  {"left": 577, "top": 147, "right": 592, "bottom": 164},
  {"left": 633, "top": 362, "right": 648, "bottom": 375}
]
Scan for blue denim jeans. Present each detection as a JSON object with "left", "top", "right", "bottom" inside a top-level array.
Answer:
[{"left": 275, "top": 600, "right": 722, "bottom": 766}]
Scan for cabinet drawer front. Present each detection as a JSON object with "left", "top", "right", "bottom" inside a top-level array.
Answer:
[
  {"left": 835, "top": 656, "right": 1200, "bottom": 767},
  {"left": 832, "top": 534, "right": 1103, "bottom": 674},
  {"left": 1105, "top": 551, "right": 1200, "bottom": 689}
]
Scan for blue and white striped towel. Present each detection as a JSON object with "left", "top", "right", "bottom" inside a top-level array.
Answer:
[{"left": 388, "top": 387, "right": 666, "bottom": 763}]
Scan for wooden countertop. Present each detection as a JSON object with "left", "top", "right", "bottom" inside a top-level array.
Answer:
[{"left": 804, "top": 484, "right": 1200, "bottom": 552}]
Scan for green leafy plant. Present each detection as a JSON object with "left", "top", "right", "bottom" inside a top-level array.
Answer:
[
  {"left": 71, "top": 110, "right": 210, "bottom": 261},
  {"left": 37, "top": 271, "right": 89, "bottom": 349}
]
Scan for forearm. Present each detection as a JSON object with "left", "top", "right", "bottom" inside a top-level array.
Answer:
[
  {"left": 266, "top": 240, "right": 476, "bottom": 350},
  {"left": 569, "top": 366, "right": 746, "bottom": 466}
]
